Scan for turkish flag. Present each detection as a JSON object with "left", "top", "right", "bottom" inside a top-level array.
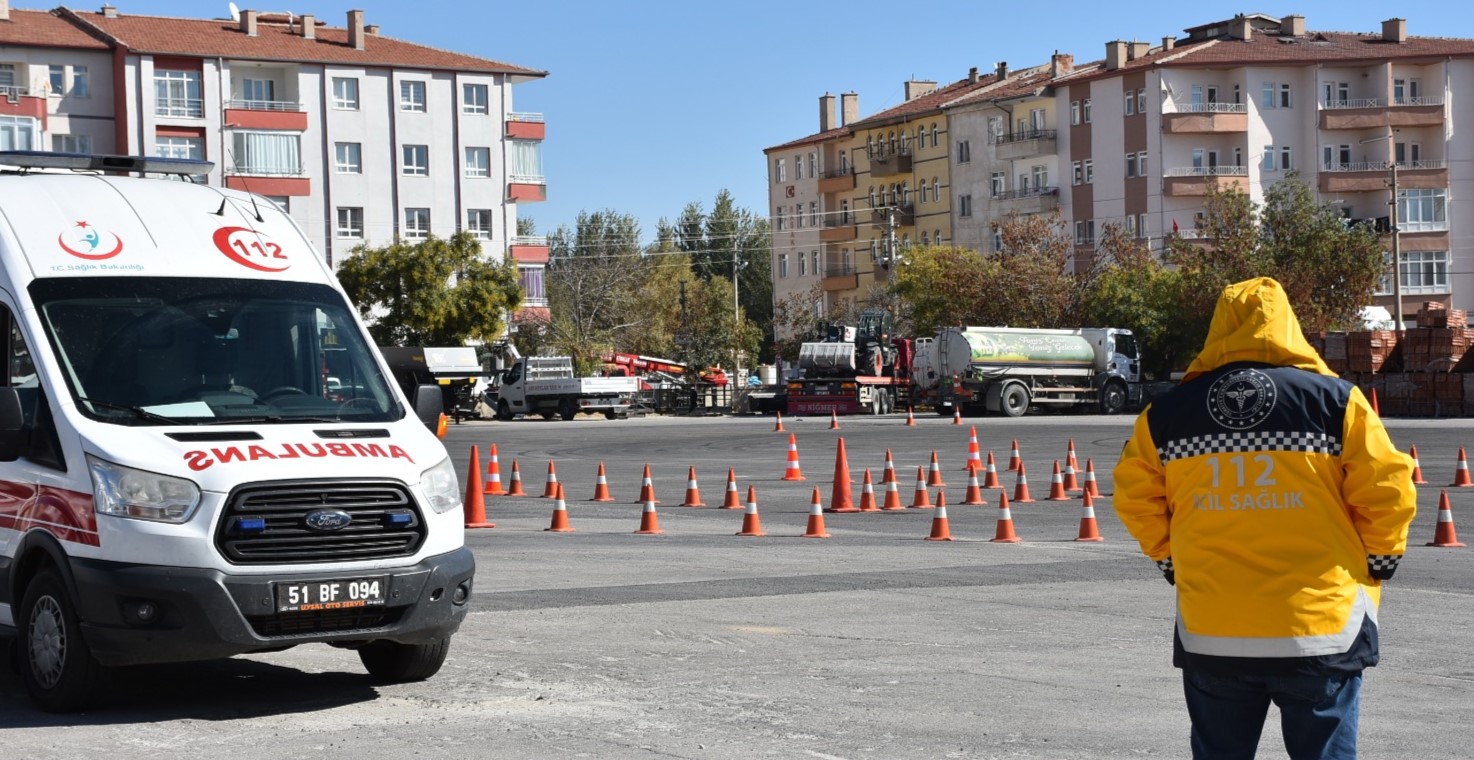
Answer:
[{"left": 1172, "top": 218, "right": 1179, "bottom": 233}]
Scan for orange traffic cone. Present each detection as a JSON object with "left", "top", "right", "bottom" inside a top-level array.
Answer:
[
  {"left": 482, "top": 443, "right": 504, "bottom": 495},
  {"left": 928, "top": 451, "right": 946, "bottom": 487},
  {"left": 774, "top": 411, "right": 786, "bottom": 432},
  {"left": 1013, "top": 461, "right": 1035, "bottom": 503},
  {"left": 963, "top": 470, "right": 987, "bottom": 505},
  {"left": 910, "top": 466, "right": 933, "bottom": 509},
  {"left": 858, "top": 468, "right": 879, "bottom": 512},
  {"left": 1409, "top": 445, "right": 1429, "bottom": 486},
  {"left": 1453, "top": 447, "right": 1473, "bottom": 487},
  {"left": 963, "top": 428, "right": 982, "bottom": 473},
  {"left": 542, "top": 459, "right": 560, "bottom": 498},
  {"left": 1075, "top": 490, "right": 1103, "bottom": 542},
  {"left": 802, "top": 488, "right": 831, "bottom": 538},
  {"left": 737, "top": 486, "right": 767, "bottom": 536},
  {"left": 991, "top": 491, "right": 1021, "bottom": 543},
  {"left": 982, "top": 451, "right": 1002, "bottom": 489},
  {"left": 782, "top": 434, "right": 806, "bottom": 481},
  {"left": 1081, "top": 458, "right": 1102, "bottom": 498},
  {"left": 926, "top": 490, "right": 954, "bottom": 541},
  {"left": 1046, "top": 460, "right": 1070, "bottom": 501},
  {"left": 1427, "top": 490, "right": 1465, "bottom": 547},
  {"left": 882, "top": 467, "right": 904, "bottom": 510},
  {"left": 506, "top": 458, "right": 527, "bottom": 497},
  {"left": 905, "top": 406, "right": 917, "bottom": 426},
  {"left": 721, "top": 468, "right": 742, "bottom": 509},
  {"left": 881, "top": 449, "right": 897, "bottom": 484},
  {"left": 545, "top": 483, "right": 574, "bottom": 532},
  {"left": 589, "top": 461, "right": 615, "bottom": 502},
  {"left": 681, "top": 466, "right": 706, "bottom": 507},
  {"left": 1064, "top": 440, "right": 1081, "bottom": 491},
  {"left": 828, "top": 438, "right": 858, "bottom": 513},
  {"left": 1371, "top": 387, "right": 1381, "bottom": 415},
  {"left": 952, "top": 407, "right": 963, "bottom": 425},
  {"left": 634, "top": 498, "right": 664, "bottom": 535},
  {"left": 1007, "top": 439, "right": 1022, "bottom": 471},
  {"left": 829, "top": 411, "right": 841, "bottom": 430},
  {"left": 634, "top": 463, "right": 660, "bottom": 504},
  {"left": 463, "top": 445, "right": 495, "bottom": 529}
]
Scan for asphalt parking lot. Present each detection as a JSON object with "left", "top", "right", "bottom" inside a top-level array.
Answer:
[{"left": 3, "top": 411, "right": 1471, "bottom": 759}]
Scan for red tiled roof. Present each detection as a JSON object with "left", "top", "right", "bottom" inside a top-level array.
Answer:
[
  {"left": 57, "top": 7, "right": 546, "bottom": 77},
  {"left": 0, "top": 8, "right": 109, "bottom": 49},
  {"left": 943, "top": 67, "right": 1055, "bottom": 108},
  {"left": 847, "top": 72, "right": 1007, "bottom": 129},
  {"left": 764, "top": 126, "right": 850, "bottom": 154},
  {"left": 1166, "top": 30, "right": 1474, "bottom": 66}
]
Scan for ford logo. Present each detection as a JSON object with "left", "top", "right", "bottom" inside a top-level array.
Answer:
[{"left": 304, "top": 510, "right": 353, "bottom": 532}]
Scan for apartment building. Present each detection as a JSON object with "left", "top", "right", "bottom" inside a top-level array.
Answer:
[{"left": 0, "top": 4, "right": 549, "bottom": 314}]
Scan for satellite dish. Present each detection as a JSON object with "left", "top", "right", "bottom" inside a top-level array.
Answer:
[{"left": 228, "top": 2, "right": 240, "bottom": 21}]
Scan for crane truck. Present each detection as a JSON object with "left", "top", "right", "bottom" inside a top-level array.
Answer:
[
  {"left": 785, "top": 308, "right": 912, "bottom": 415},
  {"left": 910, "top": 326, "right": 1141, "bottom": 417}
]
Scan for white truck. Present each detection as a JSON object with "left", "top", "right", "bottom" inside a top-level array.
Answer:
[
  {"left": 910, "top": 326, "right": 1142, "bottom": 417},
  {"left": 494, "top": 356, "right": 639, "bottom": 420}
]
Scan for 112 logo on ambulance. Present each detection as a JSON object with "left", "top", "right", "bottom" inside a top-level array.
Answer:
[{"left": 213, "top": 226, "right": 290, "bottom": 272}]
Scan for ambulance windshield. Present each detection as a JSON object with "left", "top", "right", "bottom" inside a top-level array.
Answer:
[{"left": 30, "top": 277, "right": 402, "bottom": 426}]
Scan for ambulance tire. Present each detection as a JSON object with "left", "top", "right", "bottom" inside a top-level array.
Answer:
[
  {"left": 18, "top": 569, "right": 109, "bottom": 713},
  {"left": 358, "top": 637, "right": 451, "bottom": 683}
]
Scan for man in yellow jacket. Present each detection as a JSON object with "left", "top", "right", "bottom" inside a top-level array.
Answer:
[{"left": 1115, "top": 277, "right": 1416, "bottom": 760}]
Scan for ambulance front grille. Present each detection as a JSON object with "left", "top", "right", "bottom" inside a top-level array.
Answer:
[{"left": 216, "top": 480, "right": 427, "bottom": 565}]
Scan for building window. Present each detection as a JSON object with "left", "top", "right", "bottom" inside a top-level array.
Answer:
[
  {"left": 809, "top": 152, "right": 817, "bottom": 178},
  {"left": 798, "top": 251, "right": 807, "bottom": 276},
  {"left": 1125, "top": 215, "right": 1137, "bottom": 237},
  {"left": 1032, "top": 165, "right": 1047, "bottom": 188},
  {"left": 241, "top": 77, "right": 275, "bottom": 106},
  {"left": 1124, "top": 91, "right": 1135, "bottom": 116},
  {"left": 794, "top": 153, "right": 804, "bottom": 180},
  {"left": 930, "top": 123, "right": 938, "bottom": 147},
  {"left": 334, "top": 142, "right": 361, "bottom": 174},
  {"left": 231, "top": 132, "right": 300, "bottom": 175},
  {"left": 992, "top": 225, "right": 1003, "bottom": 252},
  {"left": 1261, "top": 145, "right": 1276, "bottom": 171},
  {"left": 1125, "top": 153, "right": 1137, "bottom": 178},
  {"left": 809, "top": 201, "right": 818, "bottom": 227},
  {"left": 1083, "top": 159, "right": 1094, "bottom": 184},
  {"left": 50, "top": 65, "right": 89, "bottom": 98},
  {"left": 1401, "top": 251, "right": 1449, "bottom": 294},
  {"left": 794, "top": 204, "right": 803, "bottom": 229},
  {"left": 811, "top": 251, "right": 819, "bottom": 275},
  {"left": 1398, "top": 189, "right": 1448, "bottom": 232},
  {"left": 1280, "top": 83, "right": 1292, "bottom": 108},
  {"left": 399, "top": 80, "right": 427, "bottom": 112},
  {"left": 464, "top": 146, "right": 490, "bottom": 177},
  {"left": 1262, "top": 82, "right": 1276, "bottom": 108},
  {"left": 1072, "top": 161, "right": 1083, "bottom": 185},
  {"left": 1279, "top": 146, "right": 1292, "bottom": 171},
  {"left": 990, "top": 172, "right": 1005, "bottom": 197},
  {"left": 774, "top": 208, "right": 785, "bottom": 232},
  {"left": 1138, "top": 214, "right": 1148, "bottom": 238},
  {"left": 463, "top": 83, "right": 488, "bottom": 114},
  {"left": 402, "top": 144, "right": 429, "bottom": 176},
  {"left": 48, "top": 65, "right": 65, "bottom": 95},
  {"left": 1070, "top": 101, "right": 1080, "bottom": 125},
  {"left": 1137, "top": 151, "right": 1148, "bottom": 176},
  {"left": 1082, "top": 98, "right": 1092, "bottom": 123},
  {"left": 958, "top": 194, "right": 972, "bottom": 218},
  {"left": 466, "top": 209, "right": 493, "bottom": 239},
  {"left": 779, "top": 253, "right": 789, "bottom": 278},
  {"left": 336, "top": 207, "right": 364, "bottom": 239},
  {"left": 51, "top": 134, "right": 92, "bottom": 153},
  {"left": 775, "top": 158, "right": 786, "bottom": 183},
  {"left": 154, "top": 134, "right": 201, "bottom": 159},
  {"left": 987, "top": 117, "right": 1003, "bottom": 143},
  {"left": 332, "top": 77, "right": 359, "bottom": 109},
  {"left": 957, "top": 140, "right": 970, "bottom": 163},
  {"left": 154, "top": 70, "right": 202, "bottom": 117},
  {"left": 404, "top": 208, "right": 431, "bottom": 239},
  {"left": 1137, "top": 88, "right": 1146, "bottom": 113},
  {"left": 519, "top": 266, "right": 546, "bottom": 306}
]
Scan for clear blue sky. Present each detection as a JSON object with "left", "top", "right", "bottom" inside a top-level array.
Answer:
[{"left": 92, "top": 1, "right": 1474, "bottom": 241}]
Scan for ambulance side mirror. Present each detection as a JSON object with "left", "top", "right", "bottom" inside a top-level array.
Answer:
[
  {"left": 412, "top": 384, "right": 443, "bottom": 432},
  {"left": 0, "top": 388, "right": 23, "bottom": 462}
]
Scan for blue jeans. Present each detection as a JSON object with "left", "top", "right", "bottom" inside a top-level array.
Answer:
[{"left": 1182, "top": 669, "right": 1362, "bottom": 760}]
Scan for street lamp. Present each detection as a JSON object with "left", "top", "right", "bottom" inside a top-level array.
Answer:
[{"left": 1358, "top": 131, "right": 1402, "bottom": 334}]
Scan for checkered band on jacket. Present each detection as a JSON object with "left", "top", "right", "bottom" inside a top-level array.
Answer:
[{"left": 1158, "top": 431, "right": 1342, "bottom": 463}]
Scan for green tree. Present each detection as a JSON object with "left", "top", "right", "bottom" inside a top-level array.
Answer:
[
  {"left": 990, "top": 212, "right": 1085, "bottom": 327},
  {"left": 1083, "top": 224, "right": 1186, "bottom": 378},
  {"left": 661, "top": 190, "right": 773, "bottom": 362},
  {"left": 892, "top": 244, "right": 997, "bottom": 335},
  {"left": 335, "top": 231, "right": 522, "bottom": 346},
  {"left": 543, "top": 210, "right": 648, "bottom": 374}
]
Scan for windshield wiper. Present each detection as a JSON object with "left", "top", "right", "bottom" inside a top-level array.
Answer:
[
  {"left": 75, "top": 397, "right": 187, "bottom": 425},
  {"left": 200, "top": 415, "right": 343, "bottom": 425}
]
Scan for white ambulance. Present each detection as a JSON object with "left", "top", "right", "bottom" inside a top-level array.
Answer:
[{"left": 0, "top": 152, "right": 473, "bottom": 711}]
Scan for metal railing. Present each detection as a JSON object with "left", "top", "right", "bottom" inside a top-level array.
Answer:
[
  {"left": 991, "top": 128, "right": 1057, "bottom": 145},
  {"left": 995, "top": 186, "right": 1059, "bottom": 201},
  {"left": 508, "top": 173, "right": 546, "bottom": 184},
  {"left": 1392, "top": 95, "right": 1443, "bottom": 107},
  {"left": 1173, "top": 102, "right": 1247, "bottom": 113},
  {"left": 823, "top": 217, "right": 855, "bottom": 228},
  {"left": 156, "top": 97, "right": 204, "bottom": 118},
  {"left": 823, "top": 264, "right": 857, "bottom": 277},
  {"left": 1165, "top": 165, "right": 1248, "bottom": 177},
  {"left": 227, "top": 163, "right": 304, "bottom": 176},
  {"left": 823, "top": 166, "right": 853, "bottom": 179},
  {"left": 1323, "top": 160, "right": 1447, "bottom": 172},
  {"left": 508, "top": 112, "right": 545, "bottom": 122},
  {"left": 1322, "top": 98, "right": 1385, "bottom": 110},
  {"left": 0, "top": 84, "right": 33, "bottom": 100},
  {"left": 511, "top": 235, "right": 548, "bottom": 246},
  {"left": 226, "top": 99, "right": 303, "bottom": 111}
]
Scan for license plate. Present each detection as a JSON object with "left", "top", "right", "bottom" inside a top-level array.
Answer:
[{"left": 275, "top": 577, "right": 387, "bottom": 613}]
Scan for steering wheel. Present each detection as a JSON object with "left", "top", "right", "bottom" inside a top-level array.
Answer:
[
  {"left": 336, "top": 396, "right": 380, "bottom": 420},
  {"left": 262, "top": 386, "right": 308, "bottom": 401}
]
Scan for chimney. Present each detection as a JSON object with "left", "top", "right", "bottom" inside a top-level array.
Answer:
[
  {"left": 819, "top": 92, "right": 836, "bottom": 132},
  {"left": 347, "top": 9, "right": 365, "bottom": 50},
  {"left": 1281, "top": 14, "right": 1305, "bottom": 37},
  {"left": 1050, "top": 51, "right": 1074, "bottom": 78},
  {"left": 365, "top": 24, "right": 379, "bottom": 35},
  {"left": 102, "top": 4, "right": 117, "bottom": 18},
  {"left": 1382, "top": 18, "right": 1406, "bottom": 43},
  {"left": 1232, "top": 14, "right": 1253, "bottom": 40},
  {"left": 903, "top": 80, "right": 936, "bottom": 101},
  {"left": 968, "top": 67, "right": 979, "bottom": 83},
  {"left": 0, "top": 1, "right": 9, "bottom": 22},
  {"left": 301, "top": 13, "right": 315, "bottom": 39},
  {"left": 1162, "top": 36, "right": 1175, "bottom": 51},
  {"left": 240, "top": 9, "right": 258, "bottom": 36},
  {"left": 840, "top": 92, "right": 858, "bottom": 126},
  {"left": 1128, "top": 41, "right": 1151, "bottom": 60},
  {"left": 1105, "top": 40, "right": 1127, "bottom": 70},
  {"left": 995, "top": 61, "right": 1008, "bottom": 80}
]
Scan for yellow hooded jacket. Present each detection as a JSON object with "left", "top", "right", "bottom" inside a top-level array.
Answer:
[{"left": 1114, "top": 278, "right": 1416, "bottom": 670}]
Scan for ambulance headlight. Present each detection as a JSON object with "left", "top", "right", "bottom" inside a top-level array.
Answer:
[
  {"left": 421, "top": 457, "right": 461, "bottom": 514},
  {"left": 87, "top": 455, "right": 201, "bottom": 523}
]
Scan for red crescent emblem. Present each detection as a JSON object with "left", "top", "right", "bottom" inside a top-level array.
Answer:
[
  {"left": 213, "top": 226, "right": 291, "bottom": 272},
  {"left": 57, "top": 232, "right": 125, "bottom": 260}
]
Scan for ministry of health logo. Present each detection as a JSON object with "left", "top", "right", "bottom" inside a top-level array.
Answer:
[{"left": 1207, "top": 367, "right": 1278, "bottom": 430}]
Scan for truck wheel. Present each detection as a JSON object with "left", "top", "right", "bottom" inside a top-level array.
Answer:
[
  {"left": 1099, "top": 381, "right": 1128, "bottom": 415},
  {"left": 358, "top": 637, "right": 451, "bottom": 683},
  {"left": 496, "top": 400, "right": 513, "bottom": 421},
  {"left": 1001, "top": 384, "right": 1029, "bottom": 418},
  {"left": 19, "top": 569, "right": 109, "bottom": 712},
  {"left": 559, "top": 399, "right": 578, "bottom": 421}
]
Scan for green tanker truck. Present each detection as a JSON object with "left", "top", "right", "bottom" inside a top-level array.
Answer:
[{"left": 910, "top": 326, "right": 1142, "bottom": 417}]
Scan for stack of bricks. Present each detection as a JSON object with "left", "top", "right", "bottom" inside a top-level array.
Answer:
[
  {"left": 1320, "top": 332, "right": 1348, "bottom": 374},
  {"left": 1346, "top": 330, "right": 1397, "bottom": 373},
  {"left": 1405, "top": 302, "right": 1472, "bottom": 372},
  {"left": 1416, "top": 301, "right": 1468, "bottom": 329}
]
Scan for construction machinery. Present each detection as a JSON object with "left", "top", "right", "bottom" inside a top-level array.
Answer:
[{"left": 785, "top": 308, "right": 913, "bottom": 415}]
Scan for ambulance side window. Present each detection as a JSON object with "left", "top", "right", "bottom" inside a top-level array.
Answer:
[{"left": 3, "top": 308, "right": 65, "bottom": 471}]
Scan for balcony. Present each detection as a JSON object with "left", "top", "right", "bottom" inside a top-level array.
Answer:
[
  {"left": 508, "top": 174, "right": 547, "bottom": 202},
  {"left": 156, "top": 97, "right": 204, "bottom": 119},
  {"left": 0, "top": 85, "right": 46, "bottom": 124},
  {"left": 871, "top": 203, "right": 915, "bottom": 227},
  {"left": 1162, "top": 102, "right": 1248, "bottom": 134},
  {"left": 1163, "top": 166, "right": 1247, "bottom": 196},
  {"left": 509, "top": 235, "right": 550, "bottom": 264},
  {"left": 869, "top": 150, "right": 912, "bottom": 178},
  {"left": 818, "top": 167, "right": 855, "bottom": 194},
  {"left": 507, "top": 112, "right": 545, "bottom": 140},
  {"left": 224, "top": 99, "right": 307, "bottom": 130},
  {"left": 822, "top": 270, "right": 859, "bottom": 292},
  {"left": 820, "top": 218, "right": 857, "bottom": 242},
  {"left": 1320, "top": 96, "right": 1444, "bottom": 130},
  {"left": 993, "top": 128, "right": 1057, "bottom": 160},
  {"left": 1318, "top": 160, "right": 1448, "bottom": 194},
  {"left": 997, "top": 187, "right": 1059, "bottom": 214}
]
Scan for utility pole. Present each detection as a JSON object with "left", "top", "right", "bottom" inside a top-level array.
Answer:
[{"left": 1389, "top": 160, "right": 1403, "bottom": 335}]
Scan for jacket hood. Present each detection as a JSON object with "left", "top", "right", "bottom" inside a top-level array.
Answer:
[{"left": 1182, "top": 277, "right": 1334, "bottom": 382}]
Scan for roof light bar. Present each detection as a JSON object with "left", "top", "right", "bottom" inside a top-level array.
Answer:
[{"left": 0, "top": 150, "right": 215, "bottom": 176}]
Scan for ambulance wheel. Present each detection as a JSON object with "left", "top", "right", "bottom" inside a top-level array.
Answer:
[
  {"left": 19, "top": 570, "right": 109, "bottom": 713},
  {"left": 358, "top": 637, "right": 451, "bottom": 683}
]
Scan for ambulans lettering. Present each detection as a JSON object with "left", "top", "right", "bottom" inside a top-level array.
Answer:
[{"left": 183, "top": 443, "right": 414, "bottom": 471}]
